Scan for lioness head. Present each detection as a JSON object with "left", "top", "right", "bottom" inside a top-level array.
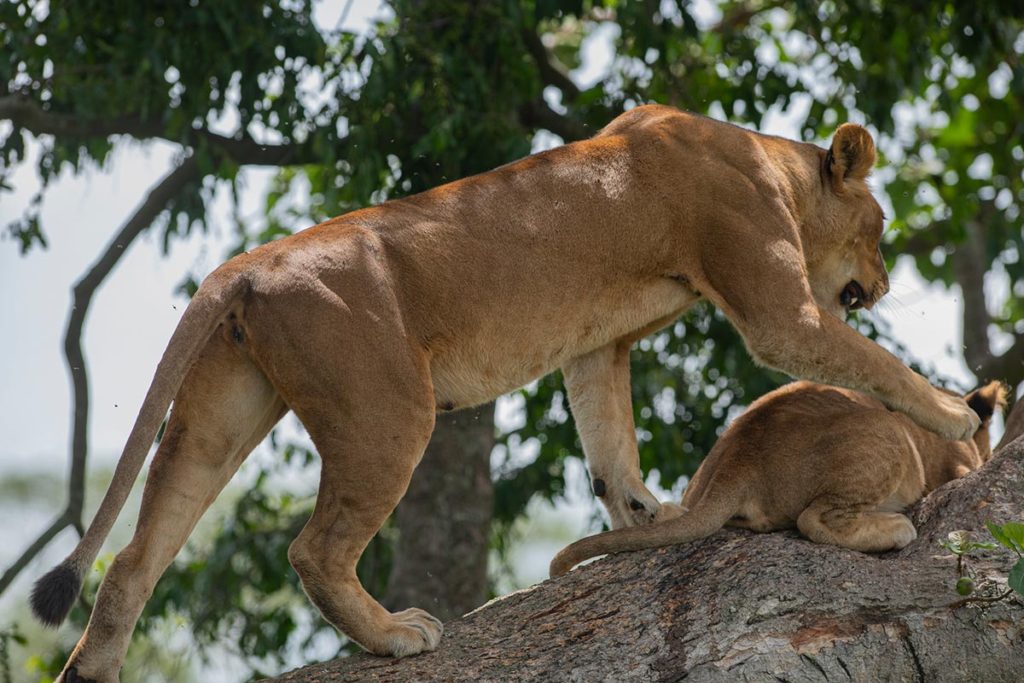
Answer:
[{"left": 805, "top": 124, "right": 889, "bottom": 320}]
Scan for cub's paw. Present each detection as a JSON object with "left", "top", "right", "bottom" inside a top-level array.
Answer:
[
  {"left": 596, "top": 476, "right": 661, "bottom": 529},
  {"left": 890, "top": 517, "right": 918, "bottom": 550},
  {"left": 380, "top": 608, "right": 444, "bottom": 658}
]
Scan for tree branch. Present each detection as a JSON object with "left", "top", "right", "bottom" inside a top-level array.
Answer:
[
  {"left": 518, "top": 98, "right": 591, "bottom": 142},
  {"left": 0, "top": 512, "right": 72, "bottom": 594},
  {"left": 266, "top": 439, "right": 1024, "bottom": 682},
  {"left": 711, "top": 0, "right": 787, "bottom": 34},
  {"left": 521, "top": 28, "right": 581, "bottom": 102},
  {"left": 997, "top": 394, "right": 1024, "bottom": 450},
  {"left": 954, "top": 221, "right": 992, "bottom": 373},
  {"left": 976, "top": 335, "right": 1024, "bottom": 392},
  {"left": 0, "top": 156, "right": 200, "bottom": 598},
  {"left": 0, "top": 94, "right": 315, "bottom": 166}
]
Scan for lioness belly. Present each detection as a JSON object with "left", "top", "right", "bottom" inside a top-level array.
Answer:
[{"left": 429, "top": 277, "right": 697, "bottom": 409}]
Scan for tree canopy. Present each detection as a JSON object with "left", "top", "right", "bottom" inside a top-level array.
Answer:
[{"left": 2, "top": 1, "right": 1022, "bottom": 680}]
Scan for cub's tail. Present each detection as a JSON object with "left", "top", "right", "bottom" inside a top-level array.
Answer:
[
  {"left": 965, "top": 380, "right": 1008, "bottom": 458},
  {"left": 30, "top": 266, "right": 249, "bottom": 627},
  {"left": 549, "top": 479, "right": 740, "bottom": 578}
]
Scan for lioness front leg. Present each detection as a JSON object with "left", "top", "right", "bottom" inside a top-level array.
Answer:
[
  {"left": 563, "top": 342, "right": 663, "bottom": 528},
  {"left": 749, "top": 306, "right": 979, "bottom": 441},
  {"left": 697, "top": 234, "right": 979, "bottom": 441}
]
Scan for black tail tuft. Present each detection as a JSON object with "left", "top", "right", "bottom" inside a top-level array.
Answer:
[
  {"left": 966, "top": 391, "right": 995, "bottom": 421},
  {"left": 30, "top": 562, "right": 82, "bottom": 628},
  {"left": 965, "top": 381, "right": 1008, "bottom": 423}
]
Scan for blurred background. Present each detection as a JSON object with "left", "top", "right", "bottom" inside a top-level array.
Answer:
[{"left": 1, "top": 1, "right": 1022, "bottom": 680}]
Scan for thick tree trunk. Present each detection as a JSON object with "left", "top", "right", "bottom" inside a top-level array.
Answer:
[
  {"left": 384, "top": 403, "right": 495, "bottom": 621},
  {"left": 270, "top": 436, "right": 1024, "bottom": 682}
]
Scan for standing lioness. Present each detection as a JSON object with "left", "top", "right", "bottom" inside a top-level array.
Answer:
[
  {"left": 551, "top": 380, "right": 1005, "bottom": 577},
  {"left": 33, "top": 105, "right": 978, "bottom": 681}
]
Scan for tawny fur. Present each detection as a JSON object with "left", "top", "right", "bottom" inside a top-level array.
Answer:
[
  {"left": 551, "top": 381, "right": 1006, "bottom": 577},
  {"left": 33, "top": 106, "right": 981, "bottom": 682}
]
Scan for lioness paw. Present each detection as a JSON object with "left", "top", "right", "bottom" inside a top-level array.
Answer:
[
  {"left": 656, "top": 502, "right": 686, "bottom": 522},
  {"left": 930, "top": 392, "right": 982, "bottom": 441},
  {"left": 381, "top": 608, "right": 444, "bottom": 658},
  {"left": 603, "top": 477, "right": 662, "bottom": 529}
]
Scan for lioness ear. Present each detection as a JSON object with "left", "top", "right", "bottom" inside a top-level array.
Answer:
[{"left": 827, "top": 123, "right": 876, "bottom": 193}]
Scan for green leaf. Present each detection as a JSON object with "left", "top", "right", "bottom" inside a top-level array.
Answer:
[
  {"left": 1010, "top": 559, "right": 1024, "bottom": 596},
  {"left": 987, "top": 521, "right": 1024, "bottom": 555}
]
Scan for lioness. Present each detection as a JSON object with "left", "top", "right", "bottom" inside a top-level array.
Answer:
[
  {"left": 551, "top": 380, "right": 1005, "bottom": 577},
  {"left": 33, "top": 105, "right": 979, "bottom": 681}
]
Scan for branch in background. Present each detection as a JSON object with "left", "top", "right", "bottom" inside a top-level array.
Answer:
[
  {"left": 518, "top": 98, "right": 590, "bottom": 142},
  {"left": 711, "top": 1, "right": 786, "bottom": 34},
  {"left": 954, "top": 220, "right": 992, "bottom": 373},
  {"left": 0, "top": 156, "right": 200, "bottom": 598},
  {"left": 977, "top": 335, "right": 1024, "bottom": 390},
  {"left": 997, "top": 392, "right": 1024, "bottom": 450},
  {"left": 0, "top": 513, "right": 73, "bottom": 594},
  {"left": 0, "top": 94, "right": 314, "bottom": 167},
  {"left": 521, "top": 28, "right": 581, "bottom": 102}
]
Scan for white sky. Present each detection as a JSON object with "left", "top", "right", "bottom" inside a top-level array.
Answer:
[{"left": 0, "top": 0, "right": 976, "bottom": 477}]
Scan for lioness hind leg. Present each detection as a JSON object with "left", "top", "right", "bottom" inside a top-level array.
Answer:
[
  {"left": 62, "top": 329, "right": 285, "bottom": 683},
  {"left": 797, "top": 498, "right": 917, "bottom": 553},
  {"left": 284, "top": 400, "right": 440, "bottom": 658},
  {"left": 244, "top": 265, "right": 442, "bottom": 657}
]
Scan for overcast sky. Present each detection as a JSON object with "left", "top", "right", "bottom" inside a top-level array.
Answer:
[{"left": 0, "top": 0, "right": 976, "bottom": 478}]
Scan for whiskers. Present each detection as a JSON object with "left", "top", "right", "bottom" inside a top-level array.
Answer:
[{"left": 871, "top": 279, "right": 925, "bottom": 323}]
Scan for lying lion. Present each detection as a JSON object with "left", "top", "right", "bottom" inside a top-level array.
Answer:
[
  {"left": 551, "top": 380, "right": 1005, "bottom": 576},
  {"left": 34, "top": 105, "right": 980, "bottom": 681}
]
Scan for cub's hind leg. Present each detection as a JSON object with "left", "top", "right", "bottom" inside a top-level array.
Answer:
[
  {"left": 797, "top": 497, "right": 917, "bottom": 553},
  {"left": 61, "top": 325, "right": 285, "bottom": 683},
  {"left": 796, "top": 416, "right": 920, "bottom": 553}
]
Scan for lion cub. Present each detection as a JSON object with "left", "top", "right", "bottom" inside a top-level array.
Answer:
[{"left": 551, "top": 380, "right": 1005, "bottom": 576}]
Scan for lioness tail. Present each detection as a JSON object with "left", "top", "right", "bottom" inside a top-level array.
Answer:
[
  {"left": 549, "top": 481, "right": 739, "bottom": 578},
  {"left": 31, "top": 266, "right": 249, "bottom": 627}
]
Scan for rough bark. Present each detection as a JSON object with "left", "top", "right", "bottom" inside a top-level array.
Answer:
[
  {"left": 996, "top": 398, "right": 1024, "bottom": 451},
  {"left": 384, "top": 403, "right": 496, "bottom": 621},
  {"left": 268, "top": 437, "right": 1024, "bottom": 682}
]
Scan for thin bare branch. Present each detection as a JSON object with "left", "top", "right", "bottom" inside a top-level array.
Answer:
[
  {"left": 0, "top": 512, "right": 71, "bottom": 594},
  {"left": 0, "top": 156, "right": 200, "bottom": 598}
]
